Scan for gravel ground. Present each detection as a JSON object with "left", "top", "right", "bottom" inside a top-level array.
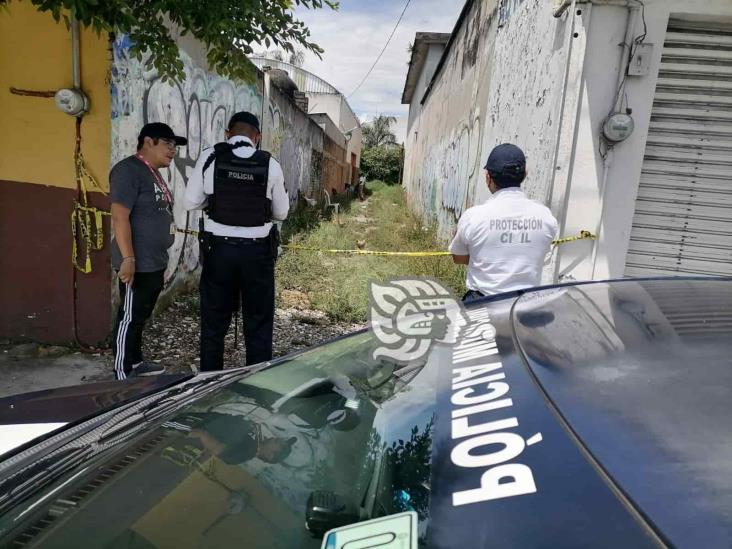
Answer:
[
  {"left": 139, "top": 292, "right": 364, "bottom": 375},
  {"left": 1, "top": 291, "right": 363, "bottom": 395}
]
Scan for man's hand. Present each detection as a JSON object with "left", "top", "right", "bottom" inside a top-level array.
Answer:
[
  {"left": 452, "top": 254, "right": 470, "bottom": 265},
  {"left": 111, "top": 202, "right": 135, "bottom": 286},
  {"left": 119, "top": 258, "right": 135, "bottom": 287}
]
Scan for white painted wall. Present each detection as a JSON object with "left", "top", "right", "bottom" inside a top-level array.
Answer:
[
  {"left": 392, "top": 115, "right": 408, "bottom": 145},
  {"left": 559, "top": 0, "right": 732, "bottom": 281},
  {"left": 405, "top": 43, "right": 446, "bottom": 135},
  {"left": 404, "top": 0, "right": 732, "bottom": 286},
  {"left": 403, "top": 0, "right": 581, "bottom": 255},
  {"left": 403, "top": 0, "right": 499, "bottom": 238},
  {"left": 403, "top": 43, "right": 450, "bottom": 190},
  {"left": 476, "top": 0, "right": 584, "bottom": 209}
]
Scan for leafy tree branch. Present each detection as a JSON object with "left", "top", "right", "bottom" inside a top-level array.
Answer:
[{"left": 1, "top": 0, "right": 337, "bottom": 82}]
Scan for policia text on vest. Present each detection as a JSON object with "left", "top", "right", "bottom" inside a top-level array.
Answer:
[
  {"left": 206, "top": 141, "right": 273, "bottom": 228},
  {"left": 197, "top": 141, "right": 280, "bottom": 260}
]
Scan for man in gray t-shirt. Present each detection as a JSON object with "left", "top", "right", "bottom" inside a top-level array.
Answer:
[
  {"left": 110, "top": 122, "right": 186, "bottom": 380},
  {"left": 110, "top": 156, "right": 175, "bottom": 273}
]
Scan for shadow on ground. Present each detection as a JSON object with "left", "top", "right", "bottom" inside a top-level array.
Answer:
[{"left": 0, "top": 343, "right": 112, "bottom": 399}]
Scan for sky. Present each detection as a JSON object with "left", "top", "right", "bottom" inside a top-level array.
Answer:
[{"left": 291, "top": 0, "right": 464, "bottom": 131}]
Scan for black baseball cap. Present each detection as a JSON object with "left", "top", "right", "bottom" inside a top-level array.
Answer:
[
  {"left": 138, "top": 122, "right": 187, "bottom": 146},
  {"left": 228, "top": 111, "right": 260, "bottom": 131},
  {"left": 484, "top": 143, "right": 526, "bottom": 187}
]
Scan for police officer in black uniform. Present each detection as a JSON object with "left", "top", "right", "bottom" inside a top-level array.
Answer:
[{"left": 184, "top": 112, "right": 289, "bottom": 370}]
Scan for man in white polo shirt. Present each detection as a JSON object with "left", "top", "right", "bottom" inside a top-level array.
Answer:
[{"left": 449, "top": 143, "right": 558, "bottom": 302}]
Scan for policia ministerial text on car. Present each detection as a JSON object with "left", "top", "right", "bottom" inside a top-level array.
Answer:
[{"left": 184, "top": 112, "right": 289, "bottom": 371}]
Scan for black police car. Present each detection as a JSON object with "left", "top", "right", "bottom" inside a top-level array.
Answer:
[{"left": 0, "top": 277, "right": 730, "bottom": 548}]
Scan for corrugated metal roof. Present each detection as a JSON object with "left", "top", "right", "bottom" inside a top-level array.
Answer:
[
  {"left": 249, "top": 57, "right": 360, "bottom": 129},
  {"left": 250, "top": 57, "right": 340, "bottom": 94}
]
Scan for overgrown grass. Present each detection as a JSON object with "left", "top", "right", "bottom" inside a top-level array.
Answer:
[
  {"left": 280, "top": 189, "right": 362, "bottom": 242},
  {"left": 276, "top": 181, "right": 466, "bottom": 322}
]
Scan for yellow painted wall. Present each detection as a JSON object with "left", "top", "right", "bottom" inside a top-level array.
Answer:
[{"left": 0, "top": 1, "right": 111, "bottom": 191}]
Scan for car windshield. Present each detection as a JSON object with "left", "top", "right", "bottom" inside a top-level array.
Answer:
[{"left": 0, "top": 330, "right": 447, "bottom": 548}]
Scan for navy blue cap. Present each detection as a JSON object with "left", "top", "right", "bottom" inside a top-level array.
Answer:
[
  {"left": 139, "top": 122, "right": 187, "bottom": 146},
  {"left": 228, "top": 111, "right": 260, "bottom": 131},
  {"left": 484, "top": 143, "right": 526, "bottom": 187}
]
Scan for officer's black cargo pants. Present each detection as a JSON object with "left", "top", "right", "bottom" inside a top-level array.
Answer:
[{"left": 199, "top": 236, "right": 275, "bottom": 371}]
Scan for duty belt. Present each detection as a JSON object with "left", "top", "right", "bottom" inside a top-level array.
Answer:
[{"left": 211, "top": 233, "right": 269, "bottom": 244}]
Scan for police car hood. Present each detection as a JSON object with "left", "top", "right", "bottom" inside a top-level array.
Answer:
[
  {"left": 0, "top": 375, "right": 189, "bottom": 458},
  {"left": 510, "top": 278, "right": 732, "bottom": 548}
]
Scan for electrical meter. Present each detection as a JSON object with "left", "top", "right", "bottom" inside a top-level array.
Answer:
[
  {"left": 602, "top": 112, "right": 634, "bottom": 143},
  {"left": 54, "top": 88, "right": 89, "bottom": 117}
]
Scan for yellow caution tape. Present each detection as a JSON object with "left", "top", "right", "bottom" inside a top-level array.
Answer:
[
  {"left": 280, "top": 231, "right": 596, "bottom": 257},
  {"left": 176, "top": 229, "right": 595, "bottom": 256},
  {"left": 284, "top": 245, "right": 452, "bottom": 257},
  {"left": 71, "top": 204, "right": 110, "bottom": 274},
  {"left": 551, "top": 229, "right": 596, "bottom": 246},
  {"left": 75, "top": 150, "right": 108, "bottom": 200},
  {"left": 71, "top": 128, "right": 110, "bottom": 274}
]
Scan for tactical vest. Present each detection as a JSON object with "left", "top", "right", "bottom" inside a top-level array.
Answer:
[{"left": 205, "top": 142, "right": 272, "bottom": 227}]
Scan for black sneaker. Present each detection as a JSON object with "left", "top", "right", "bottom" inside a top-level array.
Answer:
[{"left": 131, "top": 362, "right": 165, "bottom": 376}]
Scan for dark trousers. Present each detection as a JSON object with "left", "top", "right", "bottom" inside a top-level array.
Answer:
[
  {"left": 200, "top": 238, "right": 275, "bottom": 371},
  {"left": 462, "top": 289, "right": 486, "bottom": 304},
  {"left": 113, "top": 270, "right": 164, "bottom": 380}
]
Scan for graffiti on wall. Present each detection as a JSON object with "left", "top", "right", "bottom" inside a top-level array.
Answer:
[
  {"left": 264, "top": 94, "right": 322, "bottom": 202},
  {"left": 111, "top": 35, "right": 262, "bottom": 287},
  {"left": 267, "top": 103, "right": 286, "bottom": 158},
  {"left": 400, "top": 0, "right": 495, "bottom": 240},
  {"left": 404, "top": 0, "right": 565, "bottom": 244},
  {"left": 498, "top": 0, "right": 527, "bottom": 27},
  {"left": 416, "top": 108, "right": 483, "bottom": 232}
]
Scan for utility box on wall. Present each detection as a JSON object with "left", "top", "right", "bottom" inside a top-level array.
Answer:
[{"left": 627, "top": 43, "right": 654, "bottom": 76}]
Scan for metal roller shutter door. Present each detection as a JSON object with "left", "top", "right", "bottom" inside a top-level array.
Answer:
[{"left": 625, "top": 18, "right": 732, "bottom": 277}]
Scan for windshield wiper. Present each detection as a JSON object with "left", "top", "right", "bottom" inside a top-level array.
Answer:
[
  {"left": 92, "top": 370, "right": 244, "bottom": 445},
  {"left": 0, "top": 446, "right": 92, "bottom": 516},
  {"left": 0, "top": 370, "right": 245, "bottom": 518}
]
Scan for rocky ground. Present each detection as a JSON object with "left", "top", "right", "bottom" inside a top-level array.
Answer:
[
  {"left": 0, "top": 289, "right": 363, "bottom": 398},
  {"left": 139, "top": 290, "right": 364, "bottom": 375}
]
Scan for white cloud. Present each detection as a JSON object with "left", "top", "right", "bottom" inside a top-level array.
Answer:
[{"left": 293, "top": 0, "right": 463, "bottom": 122}]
